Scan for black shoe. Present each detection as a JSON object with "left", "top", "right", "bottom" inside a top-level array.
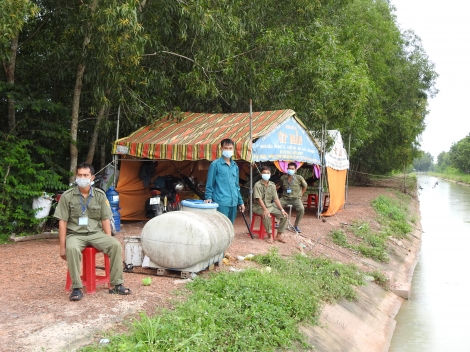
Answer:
[{"left": 69, "top": 288, "right": 83, "bottom": 301}]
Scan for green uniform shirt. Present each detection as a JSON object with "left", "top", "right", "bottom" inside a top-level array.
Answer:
[
  {"left": 54, "top": 186, "right": 112, "bottom": 235},
  {"left": 252, "top": 180, "right": 278, "bottom": 213},
  {"left": 280, "top": 174, "right": 307, "bottom": 199}
]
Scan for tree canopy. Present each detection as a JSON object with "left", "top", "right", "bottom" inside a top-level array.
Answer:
[{"left": 1, "top": 0, "right": 438, "bottom": 234}]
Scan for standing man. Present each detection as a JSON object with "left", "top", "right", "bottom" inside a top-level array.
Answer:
[
  {"left": 54, "top": 162, "right": 131, "bottom": 301},
  {"left": 253, "top": 166, "right": 288, "bottom": 243},
  {"left": 205, "top": 138, "right": 245, "bottom": 223},
  {"left": 279, "top": 162, "right": 307, "bottom": 233}
]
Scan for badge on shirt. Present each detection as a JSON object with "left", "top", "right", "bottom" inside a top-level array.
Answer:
[
  {"left": 78, "top": 216, "right": 89, "bottom": 226},
  {"left": 287, "top": 189, "right": 292, "bottom": 194}
]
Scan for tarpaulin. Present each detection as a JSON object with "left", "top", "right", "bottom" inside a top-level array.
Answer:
[{"left": 321, "top": 167, "right": 347, "bottom": 217}]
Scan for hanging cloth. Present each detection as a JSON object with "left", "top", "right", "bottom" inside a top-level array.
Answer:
[{"left": 321, "top": 167, "right": 347, "bottom": 217}]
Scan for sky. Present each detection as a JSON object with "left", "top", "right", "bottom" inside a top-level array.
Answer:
[{"left": 391, "top": 0, "right": 470, "bottom": 161}]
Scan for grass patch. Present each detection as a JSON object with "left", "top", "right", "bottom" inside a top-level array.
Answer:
[
  {"left": 371, "top": 195, "right": 412, "bottom": 239},
  {"left": 329, "top": 194, "right": 413, "bottom": 262},
  {"left": 429, "top": 168, "right": 470, "bottom": 185},
  {"left": 81, "top": 248, "right": 364, "bottom": 352},
  {"left": 369, "top": 270, "right": 388, "bottom": 288},
  {"left": 330, "top": 222, "right": 389, "bottom": 262}
]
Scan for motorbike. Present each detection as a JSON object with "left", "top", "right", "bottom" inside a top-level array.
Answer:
[{"left": 145, "top": 175, "right": 184, "bottom": 218}]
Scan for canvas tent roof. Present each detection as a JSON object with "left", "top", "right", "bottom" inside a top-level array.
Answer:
[
  {"left": 325, "top": 130, "right": 349, "bottom": 170},
  {"left": 112, "top": 110, "right": 321, "bottom": 164}
]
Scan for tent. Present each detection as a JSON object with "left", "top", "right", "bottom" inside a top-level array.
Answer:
[
  {"left": 112, "top": 110, "right": 321, "bottom": 220},
  {"left": 320, "top": 130, "right": 350, "bottom": 217}
]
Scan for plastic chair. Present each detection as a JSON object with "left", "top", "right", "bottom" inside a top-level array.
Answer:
[
  {"left": 65, "top": 246, "right": 111, "bottom": 294},
  {"left": 249, "top": 213, "right": 275, "bottom": 241},
  {"left": 306, "top": 194, "right": 318, "bottom": 208}
]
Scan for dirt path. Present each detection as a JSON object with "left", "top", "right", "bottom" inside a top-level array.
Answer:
[{"left": 0, "top": 186, "right": 410, "bottom": 352}]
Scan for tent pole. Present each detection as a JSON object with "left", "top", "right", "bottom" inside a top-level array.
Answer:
[
  {"left": 318, "top": 124, "right": 324, "bottom": 219},
  {"left": 345, "top": 133, "right": 351, "bottom": 209},
  {"left": 113, "top": 105, "right": 121, "bottom": 187},
  {"left": 249, "top": 100, "right": 253, "bottom": 223}
]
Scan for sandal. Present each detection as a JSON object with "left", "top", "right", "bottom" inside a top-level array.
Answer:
[
  {"left": 109, "top": 284, "right": 132, "bottom": 295},
  {"left": 275, "top": 235, "right": 286, "bottom": 243},
  {"left": 69, "top": 288, "right": 83, "bottom": 301}
]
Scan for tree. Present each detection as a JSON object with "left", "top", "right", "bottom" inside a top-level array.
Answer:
[
  {"left": 449, "top": 134, "right": 470, "bottom": 174},
  {"left": 1, "top": 0, "right": 40, "bottom": 132},
  {"left": 413, "top": 151, "right": 434, "bottom": 172}
]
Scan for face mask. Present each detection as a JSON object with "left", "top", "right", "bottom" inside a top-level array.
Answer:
[
  {"left": 287, "top": 169, "right": 295, "bottom": 176},
  {"left": 222, "top": 150, "right": 234, "bottom": 158},
  {"left": 261, "top": 174, "right": 271, "bottom": 181},
  {"left": 76, "top": 177, "right": 91, "bottom": 188}
]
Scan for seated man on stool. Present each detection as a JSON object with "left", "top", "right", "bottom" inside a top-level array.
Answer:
[
  {"left": 279, "top": 162, "right": 307, "bottom": 233},
  {"left": 54, "top": 162, "right": 131, "bottom": 301},
  {"left": 252, "top": 166, "right": 288, "bottom": 243}
]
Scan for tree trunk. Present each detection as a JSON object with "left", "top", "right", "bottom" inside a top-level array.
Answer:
[
  {"left": 68, "top": 0, "right": 97, "bottom": 181},
  {"left": 3, "top": 34, "right": 19, "bottom": 133},
  {"left": 69, "top": 63, "right": 85, "bottom": 181},
  {"left": 85, "top": 104, "right": 107, "bottom": 164}
]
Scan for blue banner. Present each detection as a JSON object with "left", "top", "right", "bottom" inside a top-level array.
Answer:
[{"left": 252, "top": 116, "right": 321, "bottom": 164}]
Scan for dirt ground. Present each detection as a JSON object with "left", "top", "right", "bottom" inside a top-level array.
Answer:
[{"left": 0, "top": 186, "right": 403, "bottom": 352}]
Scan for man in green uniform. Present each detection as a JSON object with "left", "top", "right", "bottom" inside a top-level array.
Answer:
[
  {"left": 252, "top": 166, "right": 288, "bottom": 243},
  {"left": 204, "top": 138, "right": 245, "bottom": 223},
  {"left": 54, "top": 162, "right": 131, "bottom": 301},
  {"left": 279, "top": 162, "right": 308, "bottom": 233}
]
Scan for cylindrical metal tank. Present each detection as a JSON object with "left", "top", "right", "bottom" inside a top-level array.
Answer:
[{"left": 141, "top": 202, "right": 233, "bottom": 270}]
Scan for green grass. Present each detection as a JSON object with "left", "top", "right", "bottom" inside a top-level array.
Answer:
[
  {"left": 428, "top": 169, "right": 470, "bottom": 185},
  {"left": 81, "top": 248, "right": 364, "bottom": 352},
  {"left": 371, "top": 195, "right": 412, "bottom": 239},
  {"left": 330, "top": 194, "right": 413, "bottom": 262},
  {"left": 331, "top": 222, "right": 389, "bottom": 262}
]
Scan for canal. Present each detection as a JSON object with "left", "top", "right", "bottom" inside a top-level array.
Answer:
[{"left": 389, "top": 174, "right": 470, "bottom": 351}]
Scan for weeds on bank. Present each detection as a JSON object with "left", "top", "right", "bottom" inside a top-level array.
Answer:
[
  {"left": 371, "top": 195, "right": 412, "bottom": 239},
  {"left": 429, "top": 169, "right": 470, "bottom": 185},
  {"left": 81, "top": 248, "right": 364, "bottom": 352},
  {"left": 331, "top": 223, "right": 388, "bottom": 262},
  {"left": 330, "top": 194, "right": 412, "bottom": 263}
]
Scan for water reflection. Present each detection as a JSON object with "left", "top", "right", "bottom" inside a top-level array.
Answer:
[{"left": 389, "top": 175, "right": 470, "bottom": 352}]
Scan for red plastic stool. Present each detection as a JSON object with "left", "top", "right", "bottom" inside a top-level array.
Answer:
[
  {"left": 65, "top": 247, "right": 111, "bottom": 294},
  {"left": 249, "top": 213, "right": 275, "bottom": 241},
  {"left": 306, "top": 194, "right": 318, "bottom": 208}
]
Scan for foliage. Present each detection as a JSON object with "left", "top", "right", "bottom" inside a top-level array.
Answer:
[
  {"left": 330, "top": 194, "right": 413, "bottom": 262},
  {"left": 436, "top": 151, "right": 451, "bottom": 172},
  {"left": 428, "top": 170, "right": 470, "bottom": 186},
  {"left": 371, "top": 195, "right": 412, "bottom": 239},
  {"left": 0, "top": 0, "right": 40, "bottom": 59},
  {"left": 0, "top": 134, "right": 66, "bottom": 240},
  {"left": 80, "top": 248, "right": 364, "bottom": 351},
  {"left": 448, "top": 134, "right": 470, "bottom": 174},
  {"left": 413, "top": 151, "right": 434, "bottom": 172},
  {"left": 330, "top": 223, "right": 389, "bottom": 262},
  {"left": 1, "top": 0, "right": 439, "bottom": 186}
]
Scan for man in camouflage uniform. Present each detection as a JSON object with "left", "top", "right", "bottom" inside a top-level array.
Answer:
[
  {"left": 252, "top": 166, "right": 288, "bottom": 243},
  {"left": 54, "top": 162, "right": 131, "bottom": 301},
  {"left": 279, "top": 162, "right": 308, "bottom": 233}
]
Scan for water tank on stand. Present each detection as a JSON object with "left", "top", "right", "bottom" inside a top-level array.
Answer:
[
  {"left": 141, "top": 200, "right": 233, "bottom": 273},
  {"left": 105, "top": 186, "right": 120, "bottom": 232}
]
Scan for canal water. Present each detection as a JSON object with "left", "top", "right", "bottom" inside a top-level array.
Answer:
[{"left": 389, "top": 175, "right": 470, "bottom": 351}]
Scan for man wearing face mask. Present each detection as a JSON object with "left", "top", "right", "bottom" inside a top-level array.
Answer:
[
  {"left": 252, "top": 166, "right": 288, "bottom": 243},
  {"left": 54, "top": 162, "right": 131, "bottom": 301},
  {"left": 204, "top": 138, "right": 245, "bottom": 224},
  {"left": 279, "top": 162, "right": 308, "bottom": 233}
]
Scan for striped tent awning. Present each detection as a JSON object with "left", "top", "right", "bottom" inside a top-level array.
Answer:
[{"left": 112, "top": 110, "right": 315, "bottom": 161}]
